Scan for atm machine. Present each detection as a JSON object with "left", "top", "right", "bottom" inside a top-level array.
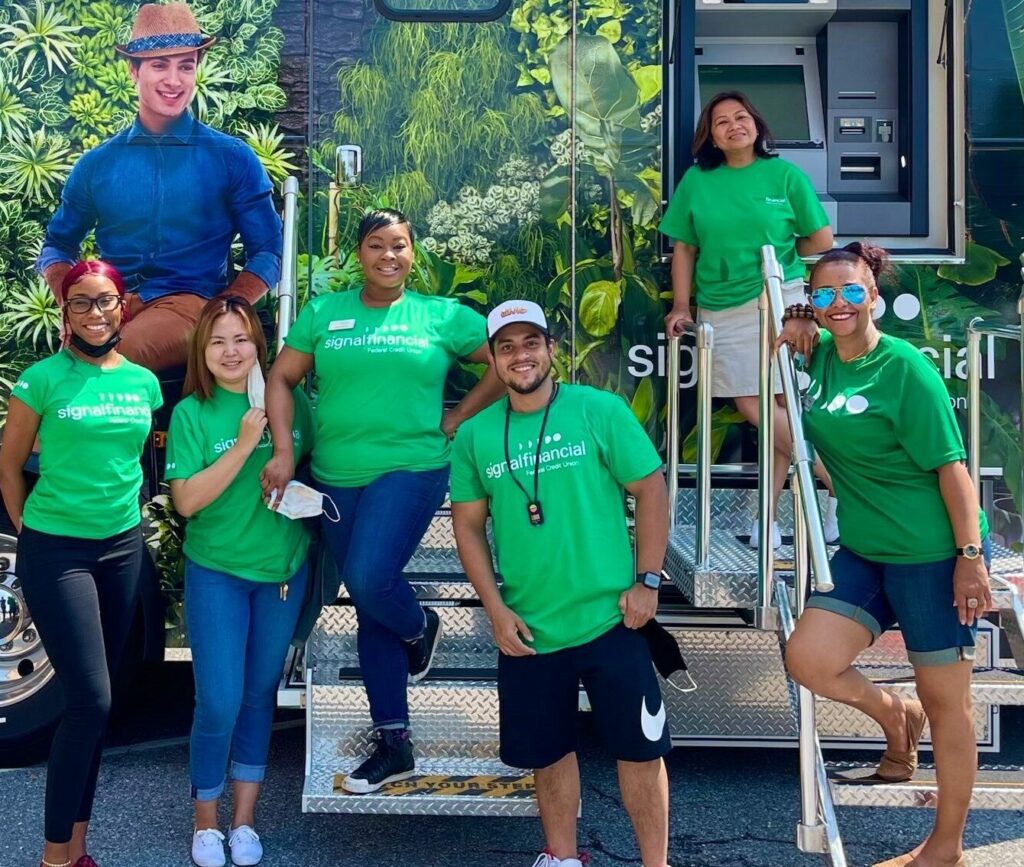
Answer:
[{"left": 666, "top": 0, "right": 965, "bottom": 259}]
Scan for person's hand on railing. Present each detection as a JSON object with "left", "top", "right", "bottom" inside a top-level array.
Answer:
[
  {"left": 665, "top": 306, "right": 694, "bottom": 338},
  {"left": 776, "top": 317, "right": 820, "bottom": 360}
]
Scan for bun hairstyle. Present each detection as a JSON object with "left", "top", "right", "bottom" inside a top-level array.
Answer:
[{"left": 810, "top": 240, "right": 893, "bottom": 285}]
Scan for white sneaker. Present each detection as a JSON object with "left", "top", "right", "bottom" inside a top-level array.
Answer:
[
  {"left": 822, "top": 496, "right": 839, "bottom": 544},
  {"left": 529, "top": 854, "right": 585, "bottom": 867},
  {"left": 749, "top": 519, "right": 782, "bottom": 550},
  {"left": 228, "top": 825, "right": 263, "bottom": 866},
  {"left": 191, "top": 828, "right": 226, "bottom": 867}
]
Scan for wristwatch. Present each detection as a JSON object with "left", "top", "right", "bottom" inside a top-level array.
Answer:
[
  {"left": 956, "top": 543, "right": 982, "bottom": 560},
  {"left": 636, "top": 571, "right": 662, "bottom": 590}
]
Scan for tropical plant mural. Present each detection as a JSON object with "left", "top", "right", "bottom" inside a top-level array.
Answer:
[{"left": 0, "top": 0, "right": 294, "bottom": 426}]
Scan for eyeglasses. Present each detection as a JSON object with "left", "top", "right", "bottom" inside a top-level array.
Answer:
[
  {"left": 65, "top": 294, "right": 121, "bottom": 315},
  {"left": 809, "top": 284, "right": 868, "bottom": 309}
]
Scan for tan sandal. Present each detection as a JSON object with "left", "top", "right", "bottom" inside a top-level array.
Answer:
[
  {"left": 873, "top": 856, "right": 965, "bottom": 867},
  {"left": 876, "top": 697, "right": 927, "bottom": 782}
]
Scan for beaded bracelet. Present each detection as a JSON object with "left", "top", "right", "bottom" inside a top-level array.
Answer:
[{"left": 781, "top": 303, "right": 815, "bottom": 325}]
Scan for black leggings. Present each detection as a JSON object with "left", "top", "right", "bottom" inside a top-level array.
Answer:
[{"left": 19, "top": 524, "right": 142, "bottom": 844}]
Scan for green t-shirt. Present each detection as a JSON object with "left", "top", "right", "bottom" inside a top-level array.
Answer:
[
  {"left": 165, "top": 385, "right": 315, "bottom": 582},
  {"left": 285, "top": 289, "right": 487, "bottom": 487},
  {"left": 658, "top": 157, "right": 829, "bottom": 310},
  {"left": 450, "top": 384, "right": 663, "bottom": 654},
  {"left": 802, "top": 333, "right": 988, "bottom": 564},
  {"left": 13, "top": 350, "right": 162, "bottom": 539}
]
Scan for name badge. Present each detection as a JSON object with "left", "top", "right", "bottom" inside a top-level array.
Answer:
[{"left": 328, "top": 319, "right": 356, "bottom": 331}]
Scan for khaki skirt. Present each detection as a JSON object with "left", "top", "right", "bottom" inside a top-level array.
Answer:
[{"left": 697, "top": 278, "right": 806, "bottom": 399}]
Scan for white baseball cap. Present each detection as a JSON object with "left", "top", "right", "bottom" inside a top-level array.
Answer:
[{"left": 486, "top": 299, "right": 549, "bottom": 340}]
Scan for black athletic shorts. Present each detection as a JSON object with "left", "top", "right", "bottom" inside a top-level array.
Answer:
[{"left": 497, "top": 622, "right": 671, "bottom": 769}]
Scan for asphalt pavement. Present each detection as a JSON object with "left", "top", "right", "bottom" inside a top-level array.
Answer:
[{"left": 2, "top": 663, "right": 1022, "bottom": 867}]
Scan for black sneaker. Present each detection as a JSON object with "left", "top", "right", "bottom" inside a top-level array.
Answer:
[
  {"left": 405, "top": 607, "right": 442, "bottom": 684},
  {"left": 342, "top": 728, "right": 415, "bottom": 794}
]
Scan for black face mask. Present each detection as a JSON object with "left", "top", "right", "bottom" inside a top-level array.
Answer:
[{"left": 70, "top": 331, "right": 121, "bottom": 358}]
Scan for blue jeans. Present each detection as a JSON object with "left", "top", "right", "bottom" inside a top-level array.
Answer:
[
  {"left": 807, "top": 537, "right": 992, "bottom": 667},
  {"left": 185, "top": 560, "right": 308, "bottom": 801},
  {"left": 316, "top": 467, "right": 449, "bottom": 729}
]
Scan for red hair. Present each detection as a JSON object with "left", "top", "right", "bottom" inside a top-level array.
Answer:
[{"left": 59, "top": 260, "right": 131, "bottom": 347}]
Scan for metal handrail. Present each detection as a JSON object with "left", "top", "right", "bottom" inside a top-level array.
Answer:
[
  {"left": 760, "top": 244, "right": 841, "bottom": 861},
  {"left": 667, "top": 321, "right": 713, "bottom": 567},
  {"left": 759, "top": 246, "right": 835, "bottom": 596},
  {"left": 276, "top": 176, "right": 300, "bottom": 351}
]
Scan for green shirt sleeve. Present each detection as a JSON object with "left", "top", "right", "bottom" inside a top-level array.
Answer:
[
  {"left": 449, "top": 423, "right": 487, "bottom": 503},
  {"left": 445, "top": 303, "right": 488, "bottom": 359},
  {"left": 786, "top": 163, "right": 830, "bottom": 238},
  {"left": 165, "top": 401, "right": 207, "bottom": 482},
  {"left": 284, "top": 297, "right": 318, "bottom": 354},
  {"left": 588, "top": 389, "right": 663, "bottom": 485},
  {"left": 148, "top": 371, "right": 164, "bottom": 412},
  {"left": 657, "top": 169, "right": 699, "bottom": 246},
  {"left": 895, "top": 353, "right": 967, "bottom": 472},
  {"left": 11, "top": 361, "right": 51, "bottom": 415},
  {"left": 293, "top": 387, "right": 315, "bottom": 460}
]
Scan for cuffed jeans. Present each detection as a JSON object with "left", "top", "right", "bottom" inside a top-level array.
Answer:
[
  {"left": 185, "top": 560, "right": 308, "bottom": 801},
  {"left": 316, "top": 467, "right": 449, "bottom": 729}
]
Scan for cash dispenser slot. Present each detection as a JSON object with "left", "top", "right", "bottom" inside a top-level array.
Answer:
[{"left": 839, "top": 155, "right": 882, "bottom": 181}]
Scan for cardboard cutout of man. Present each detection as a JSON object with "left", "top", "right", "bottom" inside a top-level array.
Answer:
[{"left": 37, "top": 3, "right": 282, "bottom": 372}]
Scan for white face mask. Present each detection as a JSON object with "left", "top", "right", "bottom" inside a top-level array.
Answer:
[
  {"left": 247, "top": 364, "right": 266, "bottom": 410},
  {"left": 268, "top": 481, "right": 340, "bottom": 522}
]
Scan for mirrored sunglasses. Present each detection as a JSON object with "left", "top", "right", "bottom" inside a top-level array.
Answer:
[{"left": 809, "top": 284, "right": 868, "bottom": 310}]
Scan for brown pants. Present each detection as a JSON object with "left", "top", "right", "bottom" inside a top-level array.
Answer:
[{"left": 120, "top": 292, "right": 207, "bottom": 372}]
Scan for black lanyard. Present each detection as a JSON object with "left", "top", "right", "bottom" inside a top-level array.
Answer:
[{"left": 503, "top": 383, "right": 559, "bottom": 526}]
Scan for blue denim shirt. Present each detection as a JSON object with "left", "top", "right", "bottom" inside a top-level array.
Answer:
[{"left": 37, "top": 113, "right": 282, "bottom": 302}]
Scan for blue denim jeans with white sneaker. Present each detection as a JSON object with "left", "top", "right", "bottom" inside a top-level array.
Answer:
[
  {"left": 315, "top": 466, "right": 449, "bottom": 729},
  {"left": 185, "top": 560, "right": 308, "bottom": 800}
]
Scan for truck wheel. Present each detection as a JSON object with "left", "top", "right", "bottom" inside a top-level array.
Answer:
[{"left": 0, "top": 532, "right": 63, "bottom": 755}]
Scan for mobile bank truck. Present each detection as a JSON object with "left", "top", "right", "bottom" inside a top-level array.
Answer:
[{"left": 2, "top": 0, "right": 1024, "bottom": 863}]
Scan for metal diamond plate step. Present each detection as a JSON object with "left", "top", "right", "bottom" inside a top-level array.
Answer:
[
  {"left": 827, "top": 763, "right": 1024, "bottom": 810},
  {"left": 309, "top": 679, "right": 501, "bottom": 758},
  {"left": 857, "top": 663, "right": 1024, "bottom": 705},
  {"left": 309, "top": 605, "right": 497, "bottom": 681},
  {"left": 303, "top": 757, "right": 538, "bottom": 816}
]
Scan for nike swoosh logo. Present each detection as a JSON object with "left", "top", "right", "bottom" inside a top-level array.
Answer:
[{"left": 641, "top": 696, "right": 666, "bottom": 742}]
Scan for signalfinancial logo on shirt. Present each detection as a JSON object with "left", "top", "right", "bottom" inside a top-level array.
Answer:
[
  {"left": 486, "top": 431, "right": 589, "bottom": 481},
  {"left": 323, "top": 323, "right": 429, "bottom": 354},
  {"left": 56, "top": 392, "right": 152, "bottom": 424}
]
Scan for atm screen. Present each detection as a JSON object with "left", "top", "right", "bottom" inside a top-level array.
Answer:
[{"left": 698, "top": 65, "right": 812, "bottom": 143}]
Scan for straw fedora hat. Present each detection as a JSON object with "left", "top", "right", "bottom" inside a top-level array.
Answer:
[{"left": 115, "top": 3, "right": 215, "bottom": 59}]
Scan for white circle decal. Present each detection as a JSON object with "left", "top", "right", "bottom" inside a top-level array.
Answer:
[
  {"left": 872, "top": 296, "right": 886, "bottom": 320},
  {"left": 846, "top": 395, "right": 870, "bottom": 414},
  {"left": 796, "top": 370, "right": 811, "bottom": 390},
  {"left": 552, "top": 433, "right": 562, "bottom": 443},
  {"left": 893, "top": 294, "right": 920, "bottom": 321}
]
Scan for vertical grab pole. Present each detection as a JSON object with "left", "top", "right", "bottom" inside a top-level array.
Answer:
[
  {"left": 761, "top": 245, "right": 833, "bottom": 594},
  {"left": 695, "top": 322, "right": 713, "bottom": 567},
  {"left": 967, "top": 320, "right": 982, "bottom": 495},
  {"left": 667, "top": 335, "right": 681, "bottom": 531},
  {"left": 755, "top": 289, "right": 775, "bottom": 629},
  {"left": 276, "top": 176, "right": 299, "bottom": 352},
  {"left": 792, "top": 482, "right": 822, "bottom": 850}
]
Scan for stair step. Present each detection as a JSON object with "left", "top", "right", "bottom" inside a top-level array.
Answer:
[
  {"left": 859, "top": 663, "right": 1024, "bottom": 705},
  {"left": 827, "top": 762, "right": 1024, "bottom": 810},
  {"left": 309, "top": 606, "right": 497, "bottom": 680},
  {"left": 666, "top": 525, "right": 802, "bottom": 607},
  {"left": 309, "top": 680, "right": 501, "bottom": 758},
  {"left": 303, "top": 757, "right": 538, "bottom": 816}
]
